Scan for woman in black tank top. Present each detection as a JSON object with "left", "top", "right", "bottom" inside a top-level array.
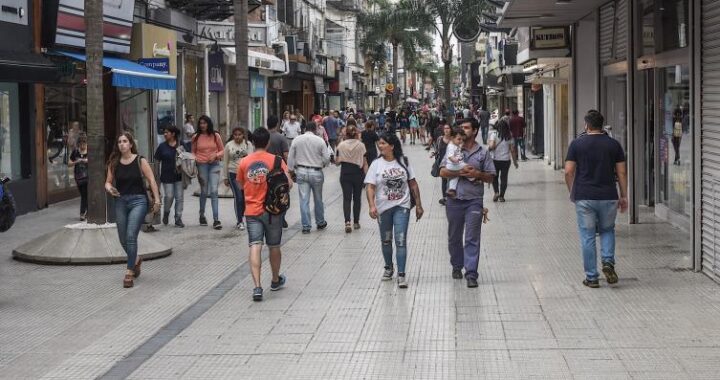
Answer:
[{"left": 105, "top": 132, "right": 160, "bottom": 288}]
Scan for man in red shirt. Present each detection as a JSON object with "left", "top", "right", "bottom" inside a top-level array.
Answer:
[
  {"left": 509, "top": 110, "right": 527, "bottom": 161},
  {"left": 237, "top": 127, "right": 293, "bottom": 301}
]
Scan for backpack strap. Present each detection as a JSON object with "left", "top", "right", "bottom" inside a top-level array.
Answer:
[{"left": 272, "top": 154, "right": 282, "bottom": 173}]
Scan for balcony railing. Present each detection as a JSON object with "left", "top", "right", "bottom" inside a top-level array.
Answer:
[{"left": 327, "top": 0, "right": 361, "bottom": 12}]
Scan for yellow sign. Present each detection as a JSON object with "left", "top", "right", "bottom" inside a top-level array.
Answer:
[{"left": 130, "top": 23, "right": 177, "bottom": 76}]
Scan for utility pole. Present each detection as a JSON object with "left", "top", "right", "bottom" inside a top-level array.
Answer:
[{"left": 234, "top": 0, "right": 250, "bottom": 128}]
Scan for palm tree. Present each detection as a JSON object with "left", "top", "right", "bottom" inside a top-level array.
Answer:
[
  {"left": 233, "top": 0, "right": 250, "bottom": 128},
  {"left": 85, "top": 0, "right": 106, "bottom": 224},
  {"left": 409, "top": 0, "right": 488, "bottom": 111},
  {"left": 358, "top": 1, "right": 432, "bottom": 107}
]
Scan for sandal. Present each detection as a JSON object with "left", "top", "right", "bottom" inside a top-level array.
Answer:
[
  {"left": 133, "top": 257, "right": 143, "bottom": 278},
  {"left": 345, "top": 222, "right": 352, "bottom": 233},
  {"left": 482, "top": 208, "right": 490, "bottom": 224},
  {"left": 123, "top": 273, "right": 134, "bottom": 288}
]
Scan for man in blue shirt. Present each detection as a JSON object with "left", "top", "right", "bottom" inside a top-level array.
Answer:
[
  {"left": 323, "top": 111, "right": 339, "bottom": 150},
  {"left": 565, "top": 110, "right": 628, "bottom": 288}
]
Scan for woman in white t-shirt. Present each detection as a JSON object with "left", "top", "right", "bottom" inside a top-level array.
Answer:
[
  {"left": 365, "top": 133, "right": 424, "bottom": 289},
  {"left": 487, "top": 119, "right": 518, "bottom": 202}
]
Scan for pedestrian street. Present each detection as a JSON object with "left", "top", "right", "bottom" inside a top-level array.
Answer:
[{"left": 1, "top": 145, "right": 718, "bottom": 379}]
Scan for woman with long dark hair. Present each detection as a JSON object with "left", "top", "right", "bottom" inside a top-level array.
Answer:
[
  {"left": 223, "top": 127, "right": 252, "bottom": 230},
  {"left": 192, "top": 115, "right": 225, "bottom": 229},
  {"left": 336, "top": 124, "right": 368, "bottom": 232},
  {"left": 365, "top": 133, "right": 424, "bottom": 289},
  {"left": 105, "top": 132, "right": 161, "bottom": 288},
  {"left": 488, "top": 119, "right": 518, "bottom": 202}
]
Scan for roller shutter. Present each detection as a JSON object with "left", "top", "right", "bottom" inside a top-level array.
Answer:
[
  {"left": 599, "top": 2, "right": 615, "bottom": 65},
  {"left": 701, "top": 0, "right": 720, "bottom": 281}
]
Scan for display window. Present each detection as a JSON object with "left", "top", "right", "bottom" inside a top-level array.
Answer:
[{"left": 0, "top": 83, "right": 20, "bottom": 179}]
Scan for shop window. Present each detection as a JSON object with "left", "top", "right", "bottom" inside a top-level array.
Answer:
[
  {"left": 639, "top": 0, "right": 688, "bottom": 54},
  {"left": 603, "top": 74, "right": 628, "bottom": 150},
  {"left": 0, "top": 83, "right": 20, "bottom": 179},
  {"left": 45, "top": 86, "right": 87, "bottom": 195},
  {"left": 119, "top": 89, "right": 151, "bottom": 158},
  {"left": 658, "top": 65, "right": 691, "bottom": 216}
]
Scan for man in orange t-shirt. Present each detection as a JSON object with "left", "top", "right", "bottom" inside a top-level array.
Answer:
[{"left": 236, "top": 127, "right": 292, "bottom": 301}]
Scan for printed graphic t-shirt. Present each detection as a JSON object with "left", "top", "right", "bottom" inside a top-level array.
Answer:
[
  {"left": 364, "top": 157, "right": 415, "bottom": 215},
  {"left": 236, "top": 151, "right": 289, "bottom": 216}
]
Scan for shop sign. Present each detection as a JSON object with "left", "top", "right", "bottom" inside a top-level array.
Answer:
[
  {"left": 251, "top": 57, "right": 272, "bottom": 70},
  {"left": 55, "top": 0, "right": 135, "bottom": 54},
  {"left": 530, "top": 27, "right": 569, "bottom": 50},
  {"left": 130, "top": 23, "right": 177, "bottom": 75},
  {"left": 208, "top": 50, "right": 225, "bottom": 92},
  {"left": 271, "top": 78, "right": 283, "bottom": 90},
  {"left": 138, "top": 58, "right": 170, "bottom": 73},
  {"left": 250, "top": 72, "right": 266, "bottom": 98},
  {"left": 197, "top": 21, "right": 268, "bottom": 47}
]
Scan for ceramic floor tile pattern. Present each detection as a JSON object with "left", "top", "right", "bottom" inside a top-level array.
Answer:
[{"left": 0, "top": 145, "right": 718, "bottom": 379}]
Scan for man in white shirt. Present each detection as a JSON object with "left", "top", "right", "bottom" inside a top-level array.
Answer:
[
  {"left": 287, "top": 122, "right": 330, "bottom": 234},
  {"left": 283, "top": 115, "right": 302, "bottom": 147}
]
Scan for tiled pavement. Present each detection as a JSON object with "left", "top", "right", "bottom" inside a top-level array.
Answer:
[{"left": 2, "top": 144, "right": 720, "bottom": 379}]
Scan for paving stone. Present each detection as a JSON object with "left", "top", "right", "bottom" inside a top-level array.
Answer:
[{"left": 4, "top": 146, "right": 720, "bottom": 378}]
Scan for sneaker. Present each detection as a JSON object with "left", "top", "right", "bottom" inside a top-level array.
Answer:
[
  {"left": 452, "top": 269, "right": 463, "bottom": 279},
  {"left": 382, "top": 266, "right": 394, "bottom": 281},
  {"left": 498, "top": 196, "right": 506, "bottom": 203},
  {"left": 397, "top": 274, "right": 408, "bottom": 288},
  {"left": 602, "top": 263, "right": 619, "bottom": 284},
  {"left": 236, "top": 222, "right": 246, "bottom": 231},
  {"left": 213, "top": 220, "right": 222, "bottom": 230},
  {"left": 353, "top": 223, "right": 361, "bottom": 230},
  {"left": 282, "top": 219, "right": 289, "bottom": 228},
  {"left": 162, "top": 212, "right": 169, "bottom": 225},
  {"left": 439, "top": 198, "right": 447, "bottom": 206},
  {"left": 302, "top": 228, "right": 311, "bottom": 234},
  {"left": 175, "top": 217, "right": 185, "bottom": 228},
  {"left": 252, "top": 287, "right": 263, "bottom": 301},
  {"left": 492, "top": 193, "right": 499, "bottom": 202},
  {"left": 466, "top": 278, "right": 479, "bottom": 288},
  {"left": 317, "top": 221, "right": 328, "bottom": 230},
  {"left": 345, "top": 223, "right": 352, "bottom": 233},
  {"left": 270, "top": 274, "right": 286, "bottom": 291},
  {"left": 199, "top": 215, "right": 208, "bottom": 226},
  {"left": 583, "top": 279, "right": 600, "bottom": 288},
  {"left": 79, "top": 212, "right": 86, "bottom": 221}
]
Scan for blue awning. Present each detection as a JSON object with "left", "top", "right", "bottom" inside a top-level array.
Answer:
[{"left": 55, "top": 51, "right": 176, "bottom": 90}]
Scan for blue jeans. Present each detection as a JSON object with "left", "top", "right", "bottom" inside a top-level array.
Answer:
[
  {"left": 227, "top": 172, "right": 246, "bottom": 224},
  {"left": 378, "top": 206, "right": 411, "bottom": 273},
  {"left": 575, "top": 200, "right": 618, "bottom": 281},
  {"left": 115, "top": 194, "right": 148, "bottom": 270},
  {"left": 296, "top": 167, "right": 325, "bottom": 229},
  {"left": 515, "top": 137, "right": 526, "bottom": 159},
  {"left": 162, "top": 181, "right": 184, "bottom": 219},
  {"left": 197, "top": 162, "right": 221, "bottom": 221}
]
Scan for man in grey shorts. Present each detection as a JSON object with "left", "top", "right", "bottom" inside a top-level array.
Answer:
[{"left": 236, "top": 127, "right": 293, "bottom": 301}]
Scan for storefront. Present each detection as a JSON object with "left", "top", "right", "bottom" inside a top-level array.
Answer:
[{"left": 0, "top": 0, "right": 58, "bottom": 214}]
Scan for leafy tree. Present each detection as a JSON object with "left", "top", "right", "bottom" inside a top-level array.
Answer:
[
  {"left": 408, "top": 0, "right": 488, "bottom": 111},
  {"left": 358, "top": 1, "right": 433, "bottom": 107}
]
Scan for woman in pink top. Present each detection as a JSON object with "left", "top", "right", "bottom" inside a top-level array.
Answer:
[{"left": 191, "top": 115, "right": 225, "bottom": 229}]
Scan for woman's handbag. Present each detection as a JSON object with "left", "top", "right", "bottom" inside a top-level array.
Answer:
[
  {"left": 430, "top": 158, "right": 441, "bottom": 178},
  {"left": 136, "top": 157, "right": 159, "bottom": 230}
]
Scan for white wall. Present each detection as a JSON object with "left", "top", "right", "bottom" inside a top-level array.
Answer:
[{"left": 575, "top": 13, "right": 599, "bottom": 134}]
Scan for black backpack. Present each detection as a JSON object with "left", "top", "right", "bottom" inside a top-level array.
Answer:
[
  {"left": 0, "top": 178, "right": 16, "bottom": 232},
  {"left": 264, "top": 155, "right": 291, "bottom": 215}
]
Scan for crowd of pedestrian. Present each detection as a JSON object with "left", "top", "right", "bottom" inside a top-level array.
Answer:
[{"left": 93, "top": 100, "right": 627, "bottom": 298}]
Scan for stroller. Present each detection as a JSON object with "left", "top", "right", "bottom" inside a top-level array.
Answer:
[{"left": 0, "top": 176, "right": 16, "bottom": 232}]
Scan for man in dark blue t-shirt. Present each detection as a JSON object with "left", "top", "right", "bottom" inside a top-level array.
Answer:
[{"left": 565, "top": 110, "right": 627, "bottom": 289}]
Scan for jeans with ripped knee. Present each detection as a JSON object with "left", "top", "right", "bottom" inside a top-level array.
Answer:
[{"left": 378, "top": 206, "right": 411, "bottom": 273}]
